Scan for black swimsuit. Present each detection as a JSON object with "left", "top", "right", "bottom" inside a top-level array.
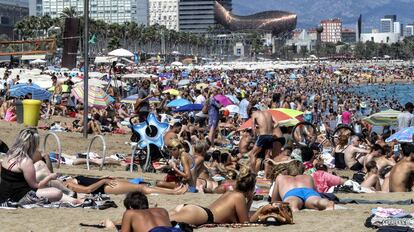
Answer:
[
  {"left": 75, "top": 176, "right": 106, "bottom": 195},
  {"left": 0, "top": 165, "right": 36, "bottom": 202},
  {"left": 183, "top": 204, "right": 215, "bottom": 224}
]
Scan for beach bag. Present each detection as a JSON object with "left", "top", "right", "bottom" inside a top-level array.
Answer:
[{"left": 257, "top": 202, "right": 293, "bottom": 224}]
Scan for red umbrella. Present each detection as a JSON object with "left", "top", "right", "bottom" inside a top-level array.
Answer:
[{"left": 239, "top": 109, "right": 303, "bottom": 130}]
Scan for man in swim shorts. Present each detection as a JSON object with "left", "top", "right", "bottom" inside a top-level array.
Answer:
[
  {"left": 271, "top": 162, "right": 334, "bottom": 212},
  {"left": 249, "top": 110, "right": 280, "bottom": 173}
]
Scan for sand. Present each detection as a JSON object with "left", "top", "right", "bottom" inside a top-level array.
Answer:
[{"left": 0, "top": 120, "right": 413, "bottom": 232}]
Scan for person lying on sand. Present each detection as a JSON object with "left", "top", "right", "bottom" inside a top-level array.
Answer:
[
  {"left": 105, "top": 191, "right": 181, "bottom": 232},
  {"left": 62, "top": 175, "right": 188, "bottom": 195},
  {"left": 389, "top": 143, "right": 414, "bottom": 192},
  {"left": 169, "top": 168, "right": 269, "bottom": 225},
  {"left": 271, "top": 160, "right": 334, "bottom": 212}
]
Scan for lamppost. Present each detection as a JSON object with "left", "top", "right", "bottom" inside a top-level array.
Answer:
[{"left": 83, "top": 0, "right": 89, "bottom": 138}]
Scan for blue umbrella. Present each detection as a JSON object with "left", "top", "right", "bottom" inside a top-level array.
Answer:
[
  {"left": 173, "top": 104, "right": 203, "bottom": 112},
  {"left": 226, "top": 95, "right": 240, "bottom": 104},
  {"left": 11, "top": 83, "right": 40, "bottom": 89},
  {"left": 385, "top": 126, "right": 414, "bottom": 143},
  {"left": 167, "top": 98, "right": 191, "bottom": 108},
  {"left": 10, "top": 85, "right": 52, "bottom": 100}
]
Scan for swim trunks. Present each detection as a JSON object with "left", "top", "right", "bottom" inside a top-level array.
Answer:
[
  {"left": 350, "top": 161, "right": 363, "bottom": 171},
  {"left": 255, "top": 135, "right": 275, "bottom": 150},
  {"left": 282, "top": 187, "right": 320, "bottom": 202},
  {"left": 149, "top": 226, "right": 182, "bottom": 232}
]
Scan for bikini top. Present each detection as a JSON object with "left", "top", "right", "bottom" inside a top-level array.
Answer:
[{"left": 178, "top": 153, "right": 195, "bottom": 172}]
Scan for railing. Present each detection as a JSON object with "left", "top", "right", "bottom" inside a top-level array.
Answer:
[
  {"left": 86, "top": 135, "right": 107, "bottom": 171},
  {"left": 42, "top": 132, "right": 62, "bottom": 168}
]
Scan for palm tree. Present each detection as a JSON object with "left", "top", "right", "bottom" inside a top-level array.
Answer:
[
  {"left": 107, "top": 37, "right": 121, "bottom": 51},
  {"left": 60, "top": 7, "right": 79, "bottom": 19}
]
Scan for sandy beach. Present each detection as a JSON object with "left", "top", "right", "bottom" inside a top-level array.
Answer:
[{"left": 0, "top": 120, "right": 413, "bottom": 232}]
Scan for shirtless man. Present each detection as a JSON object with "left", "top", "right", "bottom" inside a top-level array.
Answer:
[
  {"left": 389, "top": 143, "right": 414, "bottom": 192},
  {"left": 361, "top": 161, "right": 381, "bottom": 191},
  {"left": 271, "top": 165, "right": 334, "bottom": 212},
  {"left": 363, "top": 144, "right": 395, "bottom": 172},
  {"left": 344, "top": 136, "right": 370, "bottom": 171},
  {"left": 238, "top": 130, "right": 253, "bottom": 159},
  {"left": 119, "top": 192, "right": 177, "bottom": 232},
  {"left": 249, "top": 111, "right": 279, "bottom": 173},
  {"left": 163, "top": 122, "right": 182, "bottom": 147}
]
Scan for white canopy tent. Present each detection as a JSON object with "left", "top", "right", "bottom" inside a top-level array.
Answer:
[{"left": 108, "top": 48, "right": 134, "bottom": 57}]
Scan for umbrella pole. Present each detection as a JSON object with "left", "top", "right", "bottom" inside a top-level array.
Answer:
[{"left": 83, "top": 0, "right": 89, "bottom": 139}]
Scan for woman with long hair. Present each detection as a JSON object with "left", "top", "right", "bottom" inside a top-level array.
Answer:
[
  {"left": 0, "top": 129, "right": 65, "bottom": 203},
  {"left": 169, "top": 167, "right": 266, "bottom": 225}
]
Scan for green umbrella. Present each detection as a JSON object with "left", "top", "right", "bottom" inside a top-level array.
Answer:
[{"left": 363, "top": 109, "right": 401, "bottom": 126}]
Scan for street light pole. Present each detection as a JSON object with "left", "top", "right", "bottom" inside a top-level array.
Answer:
[{"left": 83, "top": 0, "right": 89, "bottom": 138}]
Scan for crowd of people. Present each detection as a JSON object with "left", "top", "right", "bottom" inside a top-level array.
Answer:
[{"left": 0, "top": 61, "right": 414, "bottom": 231}]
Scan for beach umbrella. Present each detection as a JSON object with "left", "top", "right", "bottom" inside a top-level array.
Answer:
[
  {"left": 122, "top": 73, "right": 152, "bottom": 79},
  {"left": 173, "top": 104, "right": 203, "bottom": 112},
  {"left": 71, "top": 85, "right": 110, "bottom": 108},
  {"left": 167, "top": 98, "right": 191, "bottom": 108},
  {"left": 214, "top": 94, "right": 232, "bottom": 107},
  {"left": 162, "top": 89, "right": 180, "bottom": 96},
  {"left": 226, "top": 95, "right": 240, "bottom": 104},
  {"left": 363, "top": 109, "right": 400, "bottom": 126},
  {"left": 11, "top": 83, "right": 40, "bottom": 89},
  {"left": 9, "top": 85, "right": 52, "bottom": 100},
  {"left": 239, "top": 108, "right": 304, "bottom": 130},
  {"left": 385, "top": 126, "right": 414, "bottom": 143},
  {"left": 225, "top": 104, "right": 239, "bottom": 114},
  {"left": 178, "top": 79, "right": 191, "bottom": 86},
  {"left": 121, "top": 95, "right": 160, "bottom": 104},
  {"left": 171, "top": 61, "right": 183, "bottom": 66},
  {"left": 30, "top": 59, "right": 47, "bottom": 65},
  {"left": 108, "top": 48, "right": 133, "bottom": 57},
  {"left": 196, "top": 83, "right": 208, "bottom": 90}
]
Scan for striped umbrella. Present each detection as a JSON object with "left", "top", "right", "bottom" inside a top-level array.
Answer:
[
  {"left": 363, "top": 109, "right": 400, "bottom": 126},
  {"left": 239, "top": 108, "right": 304, "bottom": 130},
  {"left": 71, "top": 85, "right": 110, "bottom": 108},
  {"left": 121, "top": 95, "right": 160, "bottom": 104}
]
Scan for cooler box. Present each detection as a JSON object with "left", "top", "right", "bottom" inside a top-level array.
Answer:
[{"left": 22, "top": 100, "right": 42, "bottom": 127}]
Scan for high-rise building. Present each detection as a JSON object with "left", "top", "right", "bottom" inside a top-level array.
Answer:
[
  {"left": 32, "top": 0, "right": 148, "bottom": 25},
  {"left": 132, "top": 0, "right": 149, "bottom": 26},
  {"left": 149, "top": 0, "right": 179, "bottom": 31},
  {"left": 405, "top": 24, "right": 414, "bottom": 37},
  {"left": 0, "top": 0, "right": 29, "bottom": 38},
  {"left": 380, "top": 15, "right": 396, "bottom": 33},
  {"left": 341, "top": 28, "right": 356, "bottom": 44},
  {"left": 179, "top": 0, "right": 232, "bottom": 34},
  {"left": 320, "top": 18, "right": 342, "bottom": 43}
]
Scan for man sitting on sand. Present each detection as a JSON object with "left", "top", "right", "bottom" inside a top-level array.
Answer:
[
  {"left": 344, "top": 136, "right": 370, "bottom": 171},
  {"left": 389, "top": 143, "right": 414, "bottom": 192},
  {"left": 271, "top": 161, "right": 334, "bottom": 212}
]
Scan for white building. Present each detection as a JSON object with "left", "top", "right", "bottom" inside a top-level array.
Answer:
[
  {"left": 148, "top": 0, "right": 179, "bottom": 31},
  {"left": 405, "top": 24, "right": 414, "bottom": 37},
  {"left": 31, "top": 0, "right": 149, "bottom": 25},
  {"left": 286, "top": 29, "right": 317, "bottom": 53},
  {"left": 360, "top": 31, "right": 401, "bottom": 44}
]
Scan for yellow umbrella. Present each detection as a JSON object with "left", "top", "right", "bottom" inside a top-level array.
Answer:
[
  {"left": 162, "top": 89, "right": 180, "bottom": 96},
  {"left": 196, "top": 83, "right": 208, "bottom": 90}
]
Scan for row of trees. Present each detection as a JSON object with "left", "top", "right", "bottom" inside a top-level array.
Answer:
[{"left": 13, "top": 7, "right": 215, "bottom": 56}]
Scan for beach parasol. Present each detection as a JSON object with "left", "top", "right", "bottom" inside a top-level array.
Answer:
[
  {"left": 30, "top": 59, "right": 47, "bottom": 65},
  {"left": 226, "top": 95, "right": 240, "bottom": 104},
  {"left": 167, "top": 98, "right": 191, "bottom": 108},
  {"left": 108, "top": 48, "right": 133, "bottom": 57},
  {"left": 121, "top": 95, "right": 160, "bottom": 104},
  {"left": 225, "top": 104, "right": 240, "bottom": 114},
  {"left": 385, "top": 126, "right": 414, "bottom": 143},
  {"left": 196, "top": 83, "right": 209, "bottom": 90},
  {"left": 363, "top": 109, "right": 400, "bottom": 126},
  {"left": 173, "top": 104, "right": 203, "bottom": 112},
  {"left": 9, "top": 85, "right": 52, "bottom": 100},
  {"left": 214, "top": 94, "right": 232, "bottom": 107},
  {"left": 171, "top": 61, "right": 183, "bottom": 66},
  {"left": 177, "top": 79, "right": 191, "bottom": 86},
  {"left": 71, "top": 85, "right": 110, "bottom": 108},
  {"left": 162, "top": 89, "right": 180, "bottom": 96},
  {"left": 239, "top": 108, "right": 304, "bottom": 130}
]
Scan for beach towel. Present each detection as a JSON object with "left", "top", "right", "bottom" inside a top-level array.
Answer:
[{"left": 365, "top": 215, "right": 414, "bottom": 229}]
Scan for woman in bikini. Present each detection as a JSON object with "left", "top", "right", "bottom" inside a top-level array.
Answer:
[
  {"left": 169, "top": 168, "right": 265, "bottom": 225},
  {"left": 62, "top": 175, "right": 187, "bottom": 195},
  {"left": 156, "top": 139, "right": 196, "bottom": 192}
]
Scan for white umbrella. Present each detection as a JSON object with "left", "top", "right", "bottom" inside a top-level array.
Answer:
[
  {"left": 30, "top": 59, "right": 47, "bottom": 64},
  {"left": 225, "top": 105, "right": 240, "bottom": 115},
  {"left": 121, "top": 73, "right": 152, "bottom": 79},
  {"left": 171, "top": 61, "right": 183, "bottom": 66},
  {"left": 108, "top": 48, "right": 133, "bottom": 57}
]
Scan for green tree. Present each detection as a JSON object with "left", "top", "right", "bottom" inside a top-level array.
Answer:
[{"left": 107, "top": 37, "right": 121, "bottom": 51}]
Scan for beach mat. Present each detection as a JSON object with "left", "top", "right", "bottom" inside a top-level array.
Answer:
[
  {"left": 340, "top": 199, "right": 414, "bottom": 205},
  {"left": 194, "top": 221, "right": 288, "bottom": 229}
]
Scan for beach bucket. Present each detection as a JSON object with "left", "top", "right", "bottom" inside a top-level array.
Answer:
[
  {"left": 15, "top": 100, "right": 24, "bottom": 124},
  {"left": 23, "top": 100, "right": 41, "bottom": 127}
]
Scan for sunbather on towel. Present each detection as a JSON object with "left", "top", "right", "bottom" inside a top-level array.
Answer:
[
  {"left": 169, "top": 167, "right": 267, "bottom": 225},
  {"left": 106, "top": 191, "right": 182, "bottom": 232},
  {"left": 62, "top": 175, "right": 188, "bottom": 195},
  {"left": 271, "top": 161, "right": 334, "bottom": 212}
]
